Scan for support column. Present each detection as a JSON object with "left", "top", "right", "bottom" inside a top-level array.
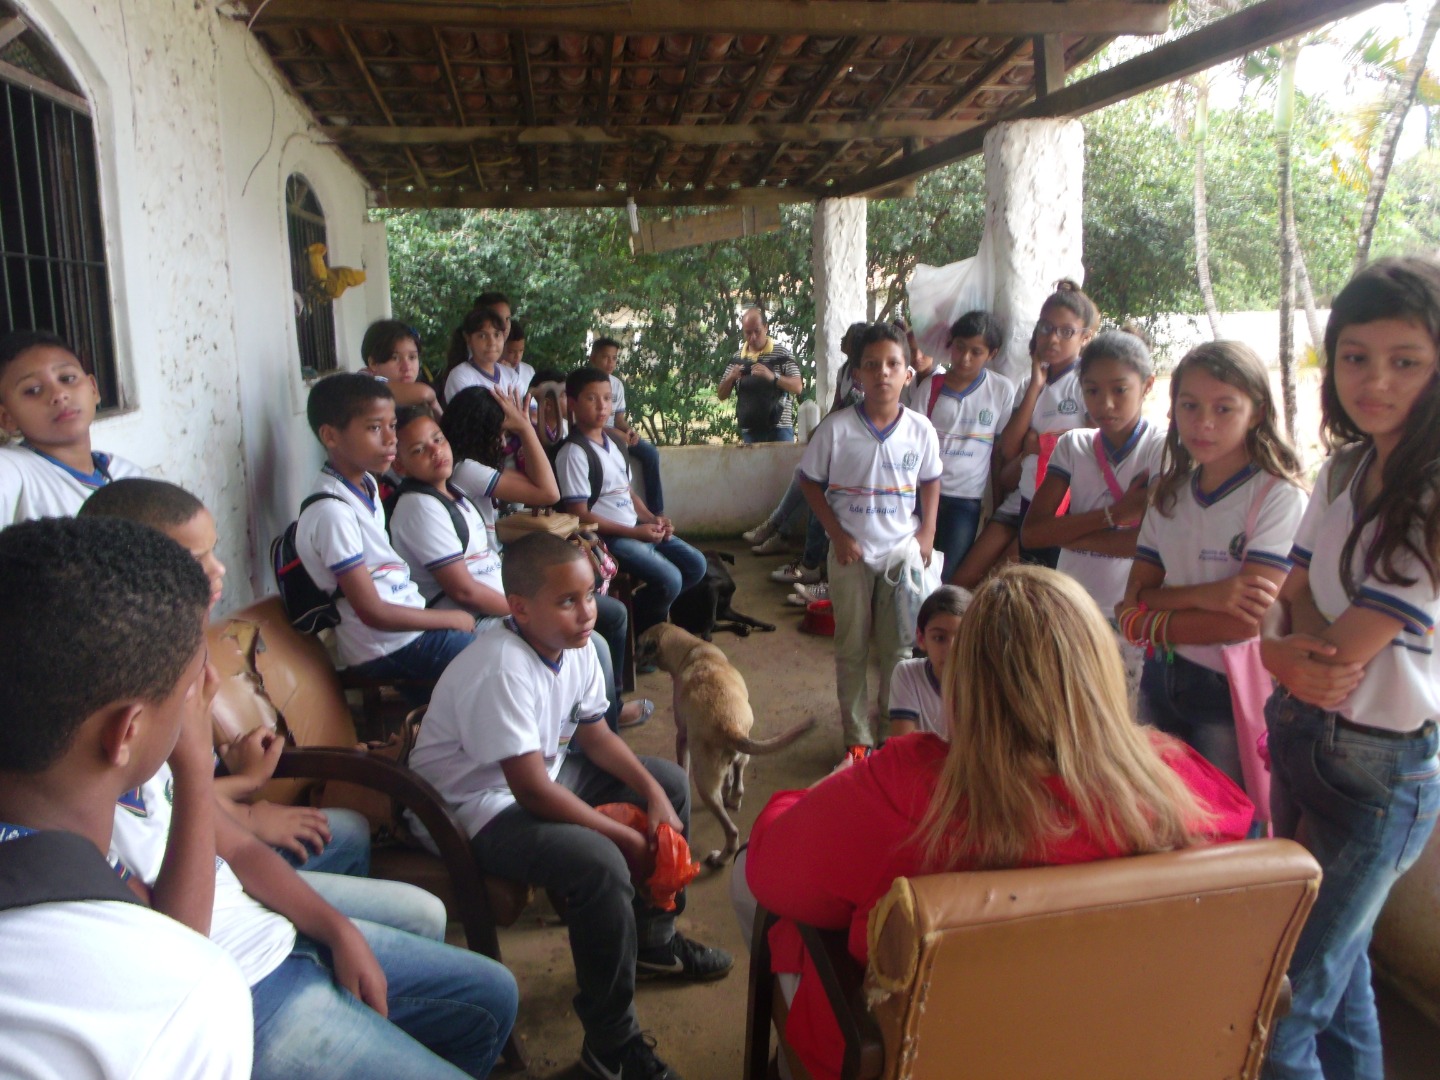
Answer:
[
  {"left": 984, "top": 119, "right": 1085, "bottom": 383},
  {"left": 811, "top": 196, "right": 867, "bottom": 415}
]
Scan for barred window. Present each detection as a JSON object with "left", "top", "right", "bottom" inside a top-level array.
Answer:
[
  {"left": 0, "top": 3, "right": 117, "bottom": 408},
  {"left": 286, "top": 174, "right": 339, "bottom": 379}
]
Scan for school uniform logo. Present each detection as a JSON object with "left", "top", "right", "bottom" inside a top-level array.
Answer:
[
  {"left": 979, "top": 409, "right": 995, "bottom": 426},
  {"left": 901, "top": 451, "right": 920, "bottom": 470},
  {"left": 1058, "top": 400, "right": 1080, "bottom": 414},
  {"left": 1228, "top": 531, "right": 1249, "bottom": 561}
]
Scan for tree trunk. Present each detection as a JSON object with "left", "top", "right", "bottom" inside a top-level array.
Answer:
[
  {"left": 1291, "top": 227, "right": 1324, "bottom": 355},
  {"left": 1355, "top": 0, "right": 1440, "bottom": 270},
  {"left": 1192, "top": 77, "right": 1224, "bottom": 339},
  {"left": 1277, "top": 41, "right": 1299, "bottom": 440}
]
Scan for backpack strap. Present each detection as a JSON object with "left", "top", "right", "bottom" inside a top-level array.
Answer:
[
  {"left": 1092, "top": 431, "right": 1127, "bottom": 503},
  {"left": 925, "top": 374, "right": 945, "bottom": 418},
  {"left": 1326, "top": 443, "right": 1369, "bottom": 504},
  {"left": 565, "top": 430, "right": 612, "bottom": 511},
  {"left": 391, "top": 478, "right": 470, "bottom": 552},
  {"left": 1240, "top": 474, "right": 1281, "bottom": 561},
  {"left": 0, "top": 831, "right": 139, "bottom": 912},
  {"left": 296, "top": 492, "right": 347, "bottom": 600}
]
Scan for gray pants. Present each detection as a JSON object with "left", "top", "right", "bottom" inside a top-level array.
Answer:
[{"left": 470, "top": 752, "right": 690, "bottom": 1055}]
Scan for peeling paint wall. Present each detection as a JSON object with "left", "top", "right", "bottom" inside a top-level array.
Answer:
[{"left": 15, "top": 0, "right": 386, "bottom": 612}]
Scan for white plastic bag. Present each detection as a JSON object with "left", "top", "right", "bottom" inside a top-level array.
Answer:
[
  {"left": 907, "top": 237, "right": 994, "bottom": 359},
  {"left": 886, "top": 538, "right": 944, "bottom": 643}
]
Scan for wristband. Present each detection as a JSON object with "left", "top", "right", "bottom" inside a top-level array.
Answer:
[{"left": 1102, "top": 505, "right": 1115, "bottom": 529}]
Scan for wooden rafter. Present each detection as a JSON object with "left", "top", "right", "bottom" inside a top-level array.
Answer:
[
  {"left": 749, "top": 36, "right": 864, "bottom": 187},
  {"left": 590, "top": 33, "right": 618, "bottom": 189},
  {"left": 509, "top": 31, "right": 540, "bottom": 190},
  {"left": 1033, "top": 35, "right": 1066, "bottom": 97},
  {"left": 0, "top": 14, "right": 28, "bottom": 51},
  {"left": 248, "top": 2, "right": 1173, "bottom": 38},
  {"left": 325, "top": 119, "right": 997, "bottom": 146},
  {"left": 337, "top": 24, "right": 427, "bottom": 191},
  {"left": 643, "top": 33, "right": 703, "bottom": 189},
  {"left": 431, "top": 26, "right": 486, "bottom": 191},
  {"left": 695, "top": 35, "right": 785, "bottom": 189}
]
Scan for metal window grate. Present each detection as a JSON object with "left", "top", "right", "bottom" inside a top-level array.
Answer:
[
  {"left": 0, "top": 21, "right": 117, "bottom": 408},
  {"left": 286, "top": 174, "right": 338, "bottom": 379}
]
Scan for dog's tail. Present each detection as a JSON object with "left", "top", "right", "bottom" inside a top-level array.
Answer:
[{"left": 732, "top": 716, "right": 818, "bottom": 756}]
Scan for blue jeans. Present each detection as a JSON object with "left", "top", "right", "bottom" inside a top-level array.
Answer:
[
  {"left": 741, "top": 426, "right": 795, "bottom": 444},
  {"left": 346, "top": 628, "right": 476, "bottom": 704},
  {"left": 250, "top": 919, "right": 518, "bottom": 1079},
  {"left": 1262, "top": 694, "right": 1440, "bottom": 1080},
  {"left": 1142, "top": 653, "right": 1245, "bottom": 790},
  {"left": 608, "top": 534, "right": 706, "bottom": 633},
  {"left": 628, "top": 437, "right": 665, "bottom": 512},
  {"left": 934, "top": 495, "right": 983, "bottom": 583},
  {"left": 280, "top": 807, "right": 371, "bottom": 875},
  {"left": 766, "top": 476, "right": 808, "bottom": 532},
  {"left": 593, "top": 592, "right": 629, "bottom": 731},
  {"left": 299, "top": 871, "right": 448, "bottom": 941}
]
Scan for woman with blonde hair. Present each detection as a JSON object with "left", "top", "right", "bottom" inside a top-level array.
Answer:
[{"left": 744, "top": 565, "right": 1254, "bottom": 1080}]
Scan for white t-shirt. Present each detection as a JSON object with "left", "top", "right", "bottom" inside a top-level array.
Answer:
[
  {"left": 900, "top": 366, "right": 946, "bottom": 410},
  {"left": 294, "top": 465, "right": 426, "bottom": 666},
  {"left": 0, "top": 443, "right": 146, "bottom": 524},
  {"left": 0, "top": 897, "right": 253, "bottom": 1080},
  {"left": 608, "top": 374, "right": 628, "bottom": 417},
  {"left": 444, "top": 360, "right": 523, "bottom": 404},
  {"left": 557, "top": 432, "right": 637, "bottom": 528},
  {"left": 1292, "top": 450, "right": 1440, "bottom": 732},
  {"left": 919, "top": 369, "right": 1017, "bottom": 499},
  {"left": 797, "top": 403, "right": 942, "bottom": 569},
  {"left": 1135, "top": 464, "right": 1306, "bottom": 671},
  {"left": 408, "top": 618, "right": 609, "bottom": 840},
  {"left": 888, "top": 657, "right": 948, "bottom": 739},
  {"left": 1047, "top": 421, "right": 1166, "bottom": 614},
  {"left": 451, "top": 457, "right": 503, "bottom": 552},
  {"left": 389, "top": 483, "right": 503, "bottom": 607},
  {"left": 508, "top": 360, "right": 536, "bottom": 394},
  {"left": 1016, "top": 363, "right": 1086, "bottom": 501},
  {"left": 110, "top": 763, "right": 297, "bottom": 986}
]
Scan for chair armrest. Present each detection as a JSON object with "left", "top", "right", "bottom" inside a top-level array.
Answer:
[
  {"left": 796, "top": 923, "right": 884, "bottom": 1080},
  {"left": 337, "top": 672, "right": 437, "bottom": 692},
  {"left": 272, "top": 748, "right": 501, "bottom": 957}
]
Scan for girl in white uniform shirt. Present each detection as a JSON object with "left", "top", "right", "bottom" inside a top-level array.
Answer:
[
  {"left": 1259, "top": 258, "right": 1440, "bottom": 1080},
  {"left": 442, "top": 306, "right": 524, "bottom": 405},
  {"left": 1119, "top": 342, "right": 1306, "bottom": 790}
]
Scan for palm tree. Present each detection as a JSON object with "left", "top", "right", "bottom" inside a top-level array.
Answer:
[
  {"left": 1275, "top": 39, "right": 1301, "bottom": 439},
  {"left": 1191, "top": 74, "right": 1224, "bottom": 338}
]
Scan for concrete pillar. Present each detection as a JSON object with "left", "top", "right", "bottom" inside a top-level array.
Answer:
[
  {"left": 984, "top": 119, "right": 1085, "bottom": 383},
  {"left": 811, "top": 196, "right": 867, "bottom": 413}
]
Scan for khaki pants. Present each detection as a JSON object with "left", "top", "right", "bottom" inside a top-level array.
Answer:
[{"left": 827, "top": 552, "right": 912, "bottom": 748}]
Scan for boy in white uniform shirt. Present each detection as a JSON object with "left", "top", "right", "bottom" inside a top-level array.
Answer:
[
  {"left": 0, "top": 517, "right": 252, "bottom": 1080},
  {"left": 799, "top": 323, "right": 942, "bottom": 754},
  {"left": 295, "top": 374, "right": 476, "bottom": 694},
  {"left": 590, "top": 335, "right": 665, "bottom": 512},
  {"left": 409, "top": 534, "right": 731, "bottom": 1080},
  {"left": 0, "top": 330, "right": 145, "bottom": 524}
]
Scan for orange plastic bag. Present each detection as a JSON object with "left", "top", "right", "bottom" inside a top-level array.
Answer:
[{"left": 595, "top": 803, "right": 701, "bottom": 912}]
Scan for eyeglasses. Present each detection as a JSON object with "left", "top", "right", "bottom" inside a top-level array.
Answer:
[{"left": 1035, "top": 320, "right": 1082, "bottom": 340}]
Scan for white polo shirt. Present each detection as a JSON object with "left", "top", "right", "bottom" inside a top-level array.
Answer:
[
  {"left": 0, "top": 443, "right": 146, "bottom": 523},
  {"left": 451, "top": 457, "right": 503, "bottom": 551},
  {"left": 444, "top": 360, "right": 523, "bottom": 404},
  {"left": 110, "top": 763, "right": 297, "bottom": 987},
  {"left": 1047, "top": 421, "right": 1166, "bottom": 613},
  {"left": 798, "top": 402, "right": 942, "bottom": 569},
  {"left": 1017, "top": 363, "right": 1086, "bottom": 501},
  {"left": 389, "top": 483, "right": 503, "bottom": 607},
  {"left": 557, "top": 432, "right": 637, "bottom": 527},
  {"left": 920, "top": 369, "right": 1017, "bottom": 499},
  {"left": 608, "top": 374, "right": 628, "bottom": 417},
  {"left": 294, "top": 465, "right": 426, "bottom": 666},
  {"left": 408, "top": 618, "right": 609, "bottom": 841},
  {"left": 1292, "top": 450, "right": 1439, "bottom": 732},
  {"left": 900, "top": 365, "right": 945, "bottom": 410},
  {"left": 0, "top": 896, "right": 253, "bottom": 1080},
  {"left": 1135, "top": 464, "right": 1306, "bottom": 671},
  {"left": 888, "top": 658, "right": 948, "bottom": 739},
  {"left": 508, "top": 360, "right": 536, "bottom": 393}
]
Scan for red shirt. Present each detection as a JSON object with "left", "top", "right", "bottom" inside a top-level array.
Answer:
[{"left": 745, "top": 732, "right": 1254, "bottom": 1080}]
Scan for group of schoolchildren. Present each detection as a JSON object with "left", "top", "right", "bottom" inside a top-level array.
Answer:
[{"left": 2, "top": 254, "right": 1440, "bottom": 1080}]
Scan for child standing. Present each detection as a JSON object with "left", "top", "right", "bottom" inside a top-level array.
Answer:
[
  {"left": 887, "top": 585, "right": 971, "bottom": 739},
  {"left": 500, "top": 318, "right": 536, "bottom": 395},
  {"left": 1023, "top": 330, "right": 1164, "bottom": 619},
  {"left": 1118, "top": 342, "right": 1305, "bottom": 788},
  {"left": 997, "top": 280, "right": 1098, "bottom": 568},
  {"left": 0, "top": 330, "right": 146, "bottom": 524},
  {"left": 361, "top": 319, "right": 442, "bottom": 417},
  {"left": 590, "top": 336, "right": 665, "bottom": 513},
  {"left": 443, "top": 307, "right": 524, "bottom": 405},
  {"left": 921, "top": 311, "right": 1015, "bottom": 581},
  {"left": 799, "top": 323, "right": 941, "bottom": 754},
  {"left": 1260, "top": 257, "right": 1440, "bottom": 1080}
]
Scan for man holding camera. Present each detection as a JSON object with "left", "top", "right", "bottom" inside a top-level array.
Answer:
[{"left": 717, "top": 306, "right": 803, "bottom": 444}]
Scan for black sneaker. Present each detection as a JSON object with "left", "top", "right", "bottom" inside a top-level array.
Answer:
[
  {"left": 636, "top": 931, "right": 734, "bottom": 981},
  {"left": 580, "top": 1033, "right": 680, "bottom": 1080}
]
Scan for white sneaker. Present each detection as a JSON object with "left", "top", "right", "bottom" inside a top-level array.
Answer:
[
  {"left": 751, "top": 533, "right": 790, "bottom": 556},
  {"left": 792, "top": 581, "right": 830, "bottom": 603},
  {"left": 785, "top": 592, "right": 810, "bottom": 607},
  {"left": 770, "top": 560, "right": 823, "bottom": 584},
  {"left": 741, "top": 520, "right": 775, "bottom": 545}
]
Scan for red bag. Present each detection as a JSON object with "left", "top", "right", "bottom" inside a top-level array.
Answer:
[
  {"left": 1036, "top": 431, "right": 1072, "bottom": 516},
  {"left": 595, "top": 803, "right": 700, "bottom": 912}
]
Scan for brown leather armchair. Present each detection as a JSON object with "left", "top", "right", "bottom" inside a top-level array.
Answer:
[{"left": 745, "top": 840, "right": 1321, "bottom": 1080}]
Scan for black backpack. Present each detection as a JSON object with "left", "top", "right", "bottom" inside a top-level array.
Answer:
[
  {"left": 383, "top": 477, "right": 471, "bottom": 551},
  {"left": 0, "top": 831, "right": 141, "bottom": 911},
  {"left": 553, "top": 430, "right": 613, "bottom": 511},
  {"left": 735, "top": 360, "right": 786, "bottom": 431},
  {"left": 271, "top": 493, "right": 346, "bottom": 634}
]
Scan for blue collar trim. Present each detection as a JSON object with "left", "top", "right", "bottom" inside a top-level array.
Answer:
[
  {"left": 504, "top": 616, "right": 563, "bottom": 674},
  {"left": 322, "top": 464, "right": 377, "bottom": 511},
  {"left": 856, "top": 402, "right": 902, "bottom": 443},
  {"left": 1192, "top": 461, "right": 1259, "bottom": 507},
  {"left": 23, "top": 443, "right": 111, "bottom": 487}
]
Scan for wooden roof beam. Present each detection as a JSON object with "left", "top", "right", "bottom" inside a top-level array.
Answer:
[
  {"left": 590, "top": 33, "right": 618, "bottom": 189},
  {"left": 749, "top": 36, "right": 865, "bottom": 186},
  {"left": 825, "top": 0, "right": 1386, "bottom": 199},
  {"left": 248, "top": 2, "right": 1172, "bottom": 38},
  {"left": 326, "top": 119, "right": 987, "bottom": 146},
  {"left": 337, "top": 24, "right": 428, "bottom": 191},
  {"left": 385, "top": 185, "right": 815, "bottom": 210},
  {"left": 431, "top": 26, "right": 486, "bottom": 191},
  {"left": 695, "top": 35, "right": 786, "bottom": 188},
  {"left": 510, "top": 31, "right": 540, "bottom": 190},
  {"left": 644, "top": 33, "right": 703, "bottom": 189}
]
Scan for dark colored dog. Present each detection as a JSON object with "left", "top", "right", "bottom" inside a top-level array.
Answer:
[{"left": 669, "top": 550, "right": 776, "bottom": 642}]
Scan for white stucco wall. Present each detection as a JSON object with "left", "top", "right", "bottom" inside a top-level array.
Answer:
[
  {"left": 659, "top": 444, "right": 803, "bottom": 536},
  {"left": 14, "top": 0, "right": 384, "bottom": 610}
]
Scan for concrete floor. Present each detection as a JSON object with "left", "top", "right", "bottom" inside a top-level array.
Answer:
[{"left": 479, "top": 538, "right": 1440, "bottom": 1078}]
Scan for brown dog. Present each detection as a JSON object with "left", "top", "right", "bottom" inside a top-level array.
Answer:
[{"left": 637, "top": 623, "right": 815, "bottom": 866}]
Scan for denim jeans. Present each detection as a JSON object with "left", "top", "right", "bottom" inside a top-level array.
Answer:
[
  {"left": 345, "top": 628, "right": 476, "bottom": 703},
  {"left": 1262, "top": 693, "right": 1440, "bottom": 1080},
  {"left": 471, "top": 753, "right": 690, "bottom": 1056},
  {"left": 250, "top": 919, "right": 518, "bottom": 1079},
  {"left": 766, "top": 476, "right": 809, "bottom": 532},
  {"left": 279, "top": 807, "right": 371, "bottom": 875},
  {"left": 608, "top": 533, "right": 707, "bottom": 633},
  {"left": 299, "top": 871, "right": 449, "bottom": 941},
  {"left": 741, "top": 426, "right": 795, "bottom": 444},
  {"left": 1142, "top": 653, "right": 1245, "bottom": 789},
  {"left": 934, "top": 495, "right": 983, "bottom": 583},
  {"left": 590, "top": 626, "right": 621, "bottom": 733},
  {"left": 627, "top": 437, "right": 665, "bottom": 512}
]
